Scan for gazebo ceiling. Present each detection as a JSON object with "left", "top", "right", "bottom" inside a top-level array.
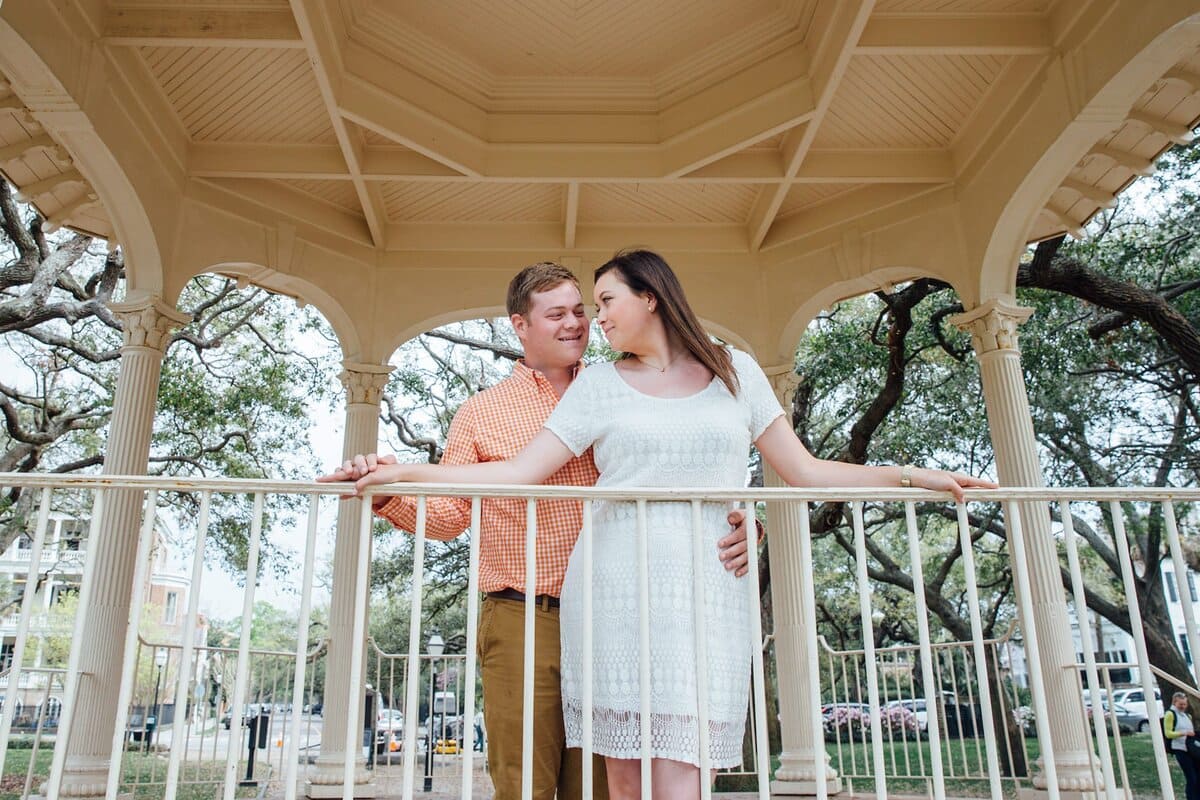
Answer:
[{"left": 1, "top": 0, "right": 1199, "bottom": 359}]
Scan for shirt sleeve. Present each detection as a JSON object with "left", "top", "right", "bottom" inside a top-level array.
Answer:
[
  {"left": 374, "top": 400, "right": 479, "bottom": 540},
  {"left": 543, "top": 367, "right": 598, "bottom": 457},
  {"left": 731, "top": 349, "right": 785, "bottom": 440},
  {"left": 1166, "top": 709, "right": 1181, "bottom": 739}
]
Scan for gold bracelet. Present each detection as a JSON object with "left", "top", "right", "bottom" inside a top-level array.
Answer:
[{"left": 900, "top": 464, "right": 914, "bottom": 488}]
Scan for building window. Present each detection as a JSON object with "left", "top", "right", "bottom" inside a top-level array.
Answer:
[
  {"left": 16, "top": 535, "right": 31, "bottom": 550},
  {"left": 1167, "top": 572, "right": 1179, "bottom": 603},
  {"left": 1182, "top": 634, "right": 1193, "bottom": 667},
  {"left": 164, "top": 592, "right": 178, "bottom": 625},
  {"left": 1189, "top": 572, "right": 1198, "bottom": 603}
]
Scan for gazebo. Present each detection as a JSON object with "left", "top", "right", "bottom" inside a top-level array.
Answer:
[{"left": 1, "top": 1, "right": 1199, "bottom": 797}]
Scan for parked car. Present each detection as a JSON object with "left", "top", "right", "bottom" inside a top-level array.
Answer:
[
  {"left": 1086, "top": 701, "right": 1147, "bottom": 734},
  {"left": 434, "top": 738, "right": 460, "bottom": 755},
  {"left": 1108, "top": 688, "right": 1162, "bottom": 722},
  {"left": 374, "top": 709, "right": 406, "bottom": 753},
  {"left": 221, "top": 703, "right": 263, "bottom": 730}
]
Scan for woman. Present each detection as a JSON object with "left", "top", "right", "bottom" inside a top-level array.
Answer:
[
  {"left": 338, "top": 250, "right": 992, "bottom": 799},
  {"left": 1166, "top": 691, "right": 1200, "bottom": 800}
]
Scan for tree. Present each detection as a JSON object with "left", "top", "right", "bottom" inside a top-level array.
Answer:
[
  {"left": 790, "top": 140, "right": 1200, "bottom": 771},
  {"left": 0, "top": 179, "right": 340, "bottom": 573}
]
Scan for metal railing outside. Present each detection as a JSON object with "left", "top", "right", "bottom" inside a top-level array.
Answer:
[{"left": 0, "top": 472, "right": 1194, "bottom": 800}]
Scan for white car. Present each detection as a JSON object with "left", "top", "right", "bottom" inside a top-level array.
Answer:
[
  {"left": 1107, "top": 688, "right": 1162, "bottom": 725},
  {"left": 885, "top": 699, "right": 929, "bottom": 732}
]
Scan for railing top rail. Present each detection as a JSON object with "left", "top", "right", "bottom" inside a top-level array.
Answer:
[{"left": 1, "top": 473, "right": 1197, "bottom": 503}]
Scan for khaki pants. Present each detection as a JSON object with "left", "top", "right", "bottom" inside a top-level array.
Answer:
[{"left": 479, "top": 596, "right": 609, "bottom": 800}]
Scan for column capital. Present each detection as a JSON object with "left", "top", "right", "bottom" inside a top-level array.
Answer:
[
  {"left": 339, "top": 362, "right": 394, "bottom": 406},
  {"left": 109, "top": 296, "right": 191, "bottom": 352},
  {"left": 763, "top": 363, "right": 799, "bottom": 405},
  {"left": 949, "top": 297, "right": 1034, "bottom": 355}
]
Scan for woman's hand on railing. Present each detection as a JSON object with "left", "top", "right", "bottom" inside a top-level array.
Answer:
[{"left": 907, "top": 467, "right": 998, "bottom": 502}]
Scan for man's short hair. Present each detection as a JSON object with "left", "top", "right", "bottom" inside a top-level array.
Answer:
[
  {"left": 506, "top": 262, "right": 579, "bottom": 317},
  {"left": 1175, "top": 691, "right": 1189, "bottom": 702}
]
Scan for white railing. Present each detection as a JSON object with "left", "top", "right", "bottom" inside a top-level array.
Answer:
[{"left": 0, "top": 472, "right": 1195, "bottom": 800}]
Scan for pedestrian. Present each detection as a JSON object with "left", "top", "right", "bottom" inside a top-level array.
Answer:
[
  {"left": 475, "top": 709, "right": 485, "bottom": 752},
  {"left": 1166, "top": 691, "right": 1200, "bottom": 800}
]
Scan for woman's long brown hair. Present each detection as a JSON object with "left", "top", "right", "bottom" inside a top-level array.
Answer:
[{"left": 595, "top": 249, "right": 739, "bottom": 395}]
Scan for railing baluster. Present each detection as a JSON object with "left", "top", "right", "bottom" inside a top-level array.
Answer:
[
  {"left": 343, "top": 493, "right": 375, "bottom": 799},
  {"left": 1059, "top": 499, "right": 1118, "bottom": 797},
  {"left": 1003, "top": 501, "right": 1059, "bottom": 800},
  {"left": 581, "top": 499, "right": 594, "bottom": 800},
  {"left": 904, "top": 501, "right": 945, "bottom": 799},
  {"left": 46, "top": 488, "right": 106, "bottom": 798},
  {"left": 636, "top": 499, "right": 652, "bottom": 799},
  {"left": 521, "top": 499, "right": 537, "bottom": 800},
  {"left": 1163, "top": 501, "right": 1200, "bottom": 687},
  {"left": 955, "top": 503, "right": 1003, "bottom": 800},
  {"left": 221, "top": 492, "right": 265, "bottom": 800},
  {"left": 284, "top": 494, "right": 321, "bottom": 800},
  {"left": 742, "top": 499, "right": 771, "bottom": 800},
  {"left": 400, "top": 496, "right": 427, "bottom": 800},
  {"left": 107, "top": 489, "right": 160, "bottom": 800},
  {"left": 0, "top": 486, "right": 52, "bottom": 775},
  {"left": 460, "top": 497, "right": 483, "bottom": 800},
  {"left": 851, "top": 501, "right": 887, "bottom": 799},
  {"left": 1109, "top": 500, "right": 1175, "bottom": 799},
  {"left": 691, "top": 499, "right": 714, "bottom": 800},
  {"left": 799, "top": 502, "right": 828, "bottom": 800},
  {"left": 165, "top": 490, "right": 212, "bottom": 800}
]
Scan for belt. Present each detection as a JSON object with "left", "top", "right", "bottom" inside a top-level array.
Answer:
[{"left": 486, "top": 588, "right": 559, "bottom": 610}]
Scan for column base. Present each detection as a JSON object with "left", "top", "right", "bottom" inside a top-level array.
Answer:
[
  {"left": 771, "top": 777, "right": 844, "bottom": 796},
  {"left": 305, "top": 755, "right": 377, "bottom": 799},
  {"left": 305, "top": 782, "right": 378, "bottom": 799},
  {"left": 1017, "top": 790, "right": 1118, "bottom": 800}
]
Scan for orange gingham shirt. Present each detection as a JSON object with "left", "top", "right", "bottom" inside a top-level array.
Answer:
[{"left": 375, "top": 360, "right": 599, "bottom": 597}]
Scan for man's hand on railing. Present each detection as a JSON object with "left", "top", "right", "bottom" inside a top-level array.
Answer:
[
  {"left": 317, "top": 452, "right": 399, "bottom": 508},
  {"left": 720, "top": 509, "right": 758, "bottom": 579}
]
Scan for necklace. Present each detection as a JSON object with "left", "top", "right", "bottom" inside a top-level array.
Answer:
[{"left": 638, "top": 352, "right": 684, "bottom": 373}]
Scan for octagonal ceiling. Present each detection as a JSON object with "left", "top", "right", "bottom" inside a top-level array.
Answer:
[{"left": 1, "top": 0, "right": 1198, "bottom": 322}]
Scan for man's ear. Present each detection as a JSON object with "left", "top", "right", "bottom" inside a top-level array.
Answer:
[{"left": 510, "top": 312, "right": 528, "bottom": 340}]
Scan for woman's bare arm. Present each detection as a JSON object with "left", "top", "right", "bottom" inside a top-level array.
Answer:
[
  {"left": 754, "top": 417, "right": 996, "bottom": 502},
  {"left": 319, "top": 428, "right": 577, "bottom": 497}
]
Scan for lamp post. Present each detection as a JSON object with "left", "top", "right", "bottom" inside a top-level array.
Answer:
[
  {"left": 148, "top": 647, "right": 168, "bottom": 751},
  {"left": 423, "top": 632, "right": 444, "bottom": 793}
]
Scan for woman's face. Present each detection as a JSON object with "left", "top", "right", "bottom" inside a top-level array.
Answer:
[{"left": 594, "top": 270, "right": 654, "bottom": 352}]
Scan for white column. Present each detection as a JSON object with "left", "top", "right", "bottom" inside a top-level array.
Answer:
[
  {"left": 952, "top": 298, "right": 1097, "bottom": 793},
  {"left": 57, "top": 296, "right": 189, "bottom": 798},
  {"left": 308, "top": 362, "right": 392, "bottom": 799},
  {"left": 764, "top": 367, "right": 842, "bottom": 797}
]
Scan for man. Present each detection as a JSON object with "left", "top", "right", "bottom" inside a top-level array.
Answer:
[{"left": 324, "top": 262, "right": 753, "bottom": 800}]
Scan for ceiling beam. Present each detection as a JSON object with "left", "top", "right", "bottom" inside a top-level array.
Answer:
[
  {"left": 748, "top": 0, "right": 877, "bottom": 251},
  {"left": 186, "top": 142, "right": 953, "bottom": 185},
  {"left": 289, "top": 0, "right": 386, "bottom": 247},
  {"left": 385, "top": 222, "right": 749, "bottom": 254},
  {"left": 856, "top": 14, "right": 1052, "bottom": 55},
  {"left": 102, "top": 7, "right": 304, "bottom": 48}
]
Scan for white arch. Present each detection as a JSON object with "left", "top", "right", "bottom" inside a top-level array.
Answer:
[
  {"left": 0, "top": 14, "right": 165, "bottom": 296},
  {"left": 977, "top": 4, "right": 1200, "bottom": 302}
]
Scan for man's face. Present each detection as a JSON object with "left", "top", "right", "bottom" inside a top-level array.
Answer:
[{"left": 511, "top": 281, "right": 589, "bottom": 368}]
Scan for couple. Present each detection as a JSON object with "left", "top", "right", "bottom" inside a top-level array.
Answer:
[{"left": 322, "top": 250, "right": 990, "bottom": 800}]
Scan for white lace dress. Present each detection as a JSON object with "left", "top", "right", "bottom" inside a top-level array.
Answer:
[{"left": 544, "top": 349, "right": 783, "bottom": 768}]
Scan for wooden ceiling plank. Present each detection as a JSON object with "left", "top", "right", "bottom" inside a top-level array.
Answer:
[
  {"left": 103, "top": 8, "right": 304, "bottom": 49},
  {"left": 748, "top": 0, "right": 877, "bottom": 251},
  {"left": 289, "top": 0, "right": 386, "bottom": 246},
  {"left": 190, "top": 143, "right": 348, "bottom": 180},
  {"left": 856, "top": 14, "right": 1052, "bottom": 55}
]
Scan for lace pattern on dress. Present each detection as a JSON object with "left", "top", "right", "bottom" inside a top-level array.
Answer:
[{"left": 563, "top": 699, "right": 746, "bottom": 769}]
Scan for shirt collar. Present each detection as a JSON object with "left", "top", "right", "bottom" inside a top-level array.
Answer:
[{"left": 514, "top": 359, "right": 585, "bottom": 393}]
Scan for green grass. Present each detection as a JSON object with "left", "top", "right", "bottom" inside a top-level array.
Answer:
[
  {"left": 823, "top": 732, "right": 1187, "bottom": 799},
  {"left": 0, "top": 748, "right": 263, "bottom": 800}
]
